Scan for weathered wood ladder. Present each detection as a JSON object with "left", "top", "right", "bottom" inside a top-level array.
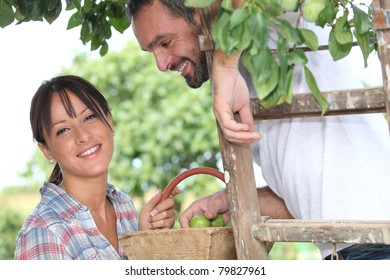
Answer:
[{"left": 200, "top": 0, "right": 390, "bottom": 259}]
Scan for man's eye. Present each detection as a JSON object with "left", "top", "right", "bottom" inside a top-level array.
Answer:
[{"left": 161, "top": 40, "right": 171, "bottom": 47}]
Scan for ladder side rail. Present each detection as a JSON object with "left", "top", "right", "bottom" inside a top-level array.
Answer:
[
  {"left": 199, "top": 5, "right": 267, "bottom": 260},
  {"left": 373, "top": 0, "right": 390, "bottom": 129}
]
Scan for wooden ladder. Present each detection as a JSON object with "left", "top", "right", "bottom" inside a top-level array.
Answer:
[{"left": 200, "top": 0, "right": 390, "bottom": 259}]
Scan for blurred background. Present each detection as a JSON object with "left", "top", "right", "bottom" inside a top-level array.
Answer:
[{"left": 0, "top": 8, "right": 382, "bottom": 260}]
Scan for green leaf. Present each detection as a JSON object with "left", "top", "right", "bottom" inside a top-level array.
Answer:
[
  {"left": 352, "top": 4, "right": 372, "bottom": 35},
  {"left": 0, "top": 0, "right": 15, "bottom": 28},
  {"left": 287, "top": 49, "right": 308, "bottom": 65},
  {"left": 328, "top": 27, "right": 352, "bottom": 61},
  {"left": 353, "top": 30, "right": 372, "bottom": 68},
  {"left": 254, "top": 48, "right": 274, "bottom": 81},
  {"left": 211, "top": 11, "right": 230, "bottom": 52},
  {"left": 65, "top": 0, "right": 73, "bottom": 10},
  {"left": 46, "top": 0, "right": 60, "bottom": 11},
  {"left": 229, "top": 7, "right": 249, "bottom": 29},
  {"left": 43, "top": 0, "right": 62, "bottom": 24},
  {"left": 80, "top": 20, "right": 92, "bottom": 44},
  {"left": 304, "top": 66, "right": 328, "bottom": 115},
  {"left": 109, "top": 16, "right": 130, "bottom": 33},
  {"left": 67, "top": 11, "right": 81, "bottom": 30},
  {"left": 259, "top": 0, "right": 283, "bottom": 18},
  {"left": 245, "top": 51, "right": 279, "bottom": 100},
  {"left": 72, "top": 0, "right": 81, "bottom": 10},
  {"left": 279, "top": 19, "right": 304, "bottom": 45},
  {"left": 334, "top": 11, "right": 353, "bottom": 45},
  {"left": 99, "top": 41, "right": 109, "bottom": 56},
  {"left": 316, "top": 3, "right": 337, "bottom": 28},
  {"left": 185, "top": 0, "right": 216, "bottom": 8},
  {"left": 300, "top": 28, "right": 318, "bottom": 51},
  {"left": 220, "top": 0, "right": 233, "bottom": 12},
  {"left": 247, "top": 11, "right": 268, "bottom": 49},
  {"left": 227, "top": 24, "right": 244, "bottom": 52},
  {"left": 235, "top": 22, "right": 252, "bottom": 51}
]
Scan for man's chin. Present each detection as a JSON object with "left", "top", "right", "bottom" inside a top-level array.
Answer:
[
  {"left": 187, "top": 82, "right": 202, "bottom": 89},
  {"left": 185, "top": 76, "right": 209, "bottom": 89}
]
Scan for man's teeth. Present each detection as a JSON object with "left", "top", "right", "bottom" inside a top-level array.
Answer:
[
  {"left": 178, "top": 61, "right": 188, "bottom": 74},
  {"left": 78, "top": 145, "right": 100, "bottom": 157}
]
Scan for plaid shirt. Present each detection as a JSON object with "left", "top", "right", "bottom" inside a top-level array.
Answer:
[{"left": 14, "top": 182, "right": 138, "bottom": 260}]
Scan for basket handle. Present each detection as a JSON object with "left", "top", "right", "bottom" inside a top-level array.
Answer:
[{"left": 160, "top": 167, "right": 225, "bottom": 202}]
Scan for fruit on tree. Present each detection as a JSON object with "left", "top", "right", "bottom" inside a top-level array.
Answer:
[
  {"left": 281, "top": 0, "right": 299, "bottom": 12},
  {"left": 302, "top": 0, "right": 326, "bottom": 22}
]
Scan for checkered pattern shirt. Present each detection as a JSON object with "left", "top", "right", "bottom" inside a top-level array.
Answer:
[{"left": 14, "top": 182, "right": 138, "bottom": 260}]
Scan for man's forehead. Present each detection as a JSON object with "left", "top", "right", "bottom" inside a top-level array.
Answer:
[{"left": 132, "top": 9, "right": 188, "bottom": 51}]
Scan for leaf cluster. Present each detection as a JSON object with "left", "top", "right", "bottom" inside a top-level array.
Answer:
[
  {"left": 201, "top": 0, "right": 376, "bottom": 114},
  {"left": 0, "top": 0, "right": 62, "bottom": 27},
  {"left": 0, "top": 0, "right": 129, "bottom": 56}
]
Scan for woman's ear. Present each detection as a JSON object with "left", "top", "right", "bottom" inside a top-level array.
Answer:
[{"left": 38, "top": 142, "right": 55, "bottom": 163}]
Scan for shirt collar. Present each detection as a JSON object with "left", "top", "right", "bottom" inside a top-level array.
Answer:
[{"left": 40, "top": 182, "right": 120, "bottom": 221}]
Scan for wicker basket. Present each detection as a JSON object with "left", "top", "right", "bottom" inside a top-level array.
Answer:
[{"left": 119, "top": 227, "right": 236, "bottom": 260}]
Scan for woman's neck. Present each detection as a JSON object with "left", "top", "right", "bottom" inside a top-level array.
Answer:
[{"left": 60, "top": 177, "right": 108, "bottom": 211}]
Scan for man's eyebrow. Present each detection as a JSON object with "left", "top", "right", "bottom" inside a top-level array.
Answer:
[{"left": 144, "top": 33, "right": 174, "bottom": 51}]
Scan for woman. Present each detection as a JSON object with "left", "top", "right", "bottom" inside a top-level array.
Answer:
[{"left": 14, "top": 75, "right": 178, "bottom": 259}]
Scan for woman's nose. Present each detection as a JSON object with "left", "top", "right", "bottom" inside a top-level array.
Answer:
[{"left": 75, "top": 127, "right": 92, "bottom": 143}]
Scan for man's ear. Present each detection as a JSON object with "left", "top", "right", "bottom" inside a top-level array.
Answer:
[{"left": 38, "top": 142, "right": 54, "bottom": 162}]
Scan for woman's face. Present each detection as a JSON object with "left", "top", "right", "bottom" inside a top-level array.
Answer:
[{"left": 39, "top": 91, "right": 114, "bottom": 182}]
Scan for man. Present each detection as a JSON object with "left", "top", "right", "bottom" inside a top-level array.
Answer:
[{"left": 127, "top": 0, "right": 390, "bottom": 260}]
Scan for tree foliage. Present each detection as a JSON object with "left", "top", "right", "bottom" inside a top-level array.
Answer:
[
  {"left": 206, "top": 0, "right": 376, "bottom": 112},
  {"left": 0, "top": 210, "right": 24, "bottom": 259},
  {"left": 1, "top": 0, "right": 377, "bottom": 112},
  {"left": 0, "top": 0, "right": 129, "bottom": 56},
  {"left": 22, "top": 40, "right": 223, "bottom": 204}
]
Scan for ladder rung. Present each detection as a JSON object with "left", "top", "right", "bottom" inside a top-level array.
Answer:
[
  {"left": 250, "top": 87, "right": 386, "bottom": 120},
  {"left": 253, "top": 218, "right": 390, "bottom": 244}
]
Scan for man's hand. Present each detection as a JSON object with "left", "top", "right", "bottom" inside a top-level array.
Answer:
[
  {"left": 212, "top": 49, "right": 261, "bottom": 144},
  {"left": 179, "top": 190, "right": 231, "bottom": 228}
]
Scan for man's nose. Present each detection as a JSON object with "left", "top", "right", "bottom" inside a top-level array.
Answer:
[{"left": 154, "top": 50, "right": 172, "bottom": 72}]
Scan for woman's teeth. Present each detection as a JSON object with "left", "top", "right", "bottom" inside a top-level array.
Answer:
[{"left": 78, "top": 145, "right": 100, "bottom": 157}]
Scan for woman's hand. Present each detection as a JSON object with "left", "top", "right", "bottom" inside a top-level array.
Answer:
[{"left": 138, "top": 187, "right": 180, "bottom": 230}]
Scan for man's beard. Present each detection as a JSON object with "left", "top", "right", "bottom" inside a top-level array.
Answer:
[{"left": 184, "top": 50, "right": 209, "bottom": 89}]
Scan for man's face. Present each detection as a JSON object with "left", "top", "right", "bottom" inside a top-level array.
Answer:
[{"left": 132, "top": 1, "right": 208, "bottom": 88}]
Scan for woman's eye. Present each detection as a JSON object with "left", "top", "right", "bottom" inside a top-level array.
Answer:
[
  {"left": 85, "top": 114, "right": 96, "bottom": 122},
  {"left": 56, "top": 128, "right": 68, "bottom": 136}
]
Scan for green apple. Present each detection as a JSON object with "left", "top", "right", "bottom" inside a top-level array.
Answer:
[
  {"left": 281, "top": 0, "right": 299, "bottom": 12},
  {"left": 189, "top": 214, "right": 211, "bottom": 228},
  {"left": 302, "top": 0, "right": 326, "bottom": 22},
  {"left": 210, "top": 214, "right": 225, "bottom": 227}
]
